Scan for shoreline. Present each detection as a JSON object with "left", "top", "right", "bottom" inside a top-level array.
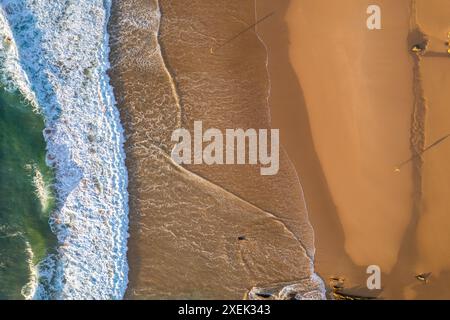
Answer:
[
  {"left": 108, "top": 0, "right": 324, "bottom": 299},
  {"left": 0, "top": 0, "right": 448, "bottom": 300}
]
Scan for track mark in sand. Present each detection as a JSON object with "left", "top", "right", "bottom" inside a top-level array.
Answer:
[
  {"left": 210, "top": 11, "right": 275, "bottom": 54},
  {"left": 155, "top": 147, "right": 314, "bottom": 262},
  {"left": 395, "top": 134, "right": 450, "bottom": 171}
]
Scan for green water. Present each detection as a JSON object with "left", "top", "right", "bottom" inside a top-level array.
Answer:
[{"left": 0, "top": 85, "right": 56, "bottom": 300}]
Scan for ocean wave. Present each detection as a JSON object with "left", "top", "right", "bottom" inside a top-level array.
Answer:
[
  {"left": 20, "top": 241, "right": 38, "bottom": 300},
  {"left": 0, "top": 7, "right": 38, "bottom": 108},
  {"left": 0, "top": 0, "right": 129, "bottom": 299},
  {"left": 30, "top": 164, "right": 54, "bottom": 214}
]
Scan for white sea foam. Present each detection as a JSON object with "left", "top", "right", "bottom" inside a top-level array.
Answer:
[
  {"left": 20, "top": 241, "right": 38, "bottom": 300},
  {"left": 0, "top": 0, "right": 129, "bottom": 299},
  {"left": 31, "top": 165, "right": 54, "bottom": 214},
  {"left": 0, "top": 7, "right": 38, "bottom": 108}
]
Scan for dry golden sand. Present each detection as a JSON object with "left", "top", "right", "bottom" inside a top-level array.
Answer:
[
  {"left": 260, "top": 0, "right": 450, "bottom": 298},
  {"left": 410, "top": 0, "right": 450, "bottom": 299},
  {"left": 255, "top": 0, "right": 360, "bottom": 293},
  {"left": 287, "top": 0, "right": 415, "bottom": 275}
]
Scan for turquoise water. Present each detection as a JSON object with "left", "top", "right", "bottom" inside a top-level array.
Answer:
[{"left": 0, "top": 85, "right": 56, "bottom": 299}]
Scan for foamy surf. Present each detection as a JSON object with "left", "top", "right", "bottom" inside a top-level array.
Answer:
[
  {"left": 0, "top": 7, "right": 38, "bottom": 108},
  {"left": 20, "top": 241, "right": 38, "bottom": 300},
  {"left": 0, "top": 0, "right": 129, "bottom": 299}
]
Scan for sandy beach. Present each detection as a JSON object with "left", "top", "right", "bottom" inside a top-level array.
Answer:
[
  {"left": 255, "top": 0, "right": 360, "bottom": 292},
  {"left": 3, "top": 0, "right": 450, "bottom": 301},
  {"left": 106, "top": 0, "right": 450, "bottom": 299},
  {"left": 411, "top": 0, "right": 450, "bottom": 299},
  {"left": 256, "top": 0, "right": 450, "bottom": 299},
  {"left": 108, "top": 0, "right": 323, "bottom": 299},
  {"left": 287, "top": 0, "right": 415, "bottom": 276}
]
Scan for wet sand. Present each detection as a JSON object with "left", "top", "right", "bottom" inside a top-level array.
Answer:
[
  {"left": 158, "top": 0, "right": 316, "bottom": 258},
  {"left": 108, "top": 0, "right": 323, "bottom": 299}
]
